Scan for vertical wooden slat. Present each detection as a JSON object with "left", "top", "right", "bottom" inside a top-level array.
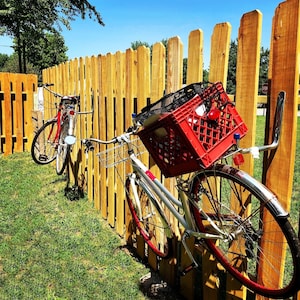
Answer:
[
  {"left": 136, "top": 46, "right": 150, "bottom": 112},
  {"left": 90, "top": 55, "right": 100, "bottom": 211},
  {"left": 195, "top": 21, "right": 233, "bottom": 300},
  {"left": 180, "top": 28, "right": 204, "bottom": 300},
  {"left": 14, "top": 74, "right": 23, "bottom": 152},
  {"left": 106, "top": 53, "right": 116, "bottom": 227},
  {"left": 115, "top": 50, "right": 126, "bottom": 236},
  {"left": 150, "top": 41, "right": 166, "bottom": 175},
  {"left": 24, "top": 74, "right": 37, "bottom": 151},
  {"left": 160, "top": 36, "right": 183, "bottom": 288},
  {"left": 258, "top": 1, "right": 300, "bottom": 297},
  {"left": 0, "top": 74, "right": 3, "bottom": 152},
  {"left": 228, "top": 10, "right": 262, "bottom": 300},
  {"left": 167, "top": 36, "right": 183, "bottom": 94},
  {"left": 165, "top": 36, "right": 183, "bottom": 221},
  {"left": 209, "top": 22, "right": 232, "bottom": 87},
  {"left": 124, "top": 48, "right": 138, "bottom": 248},
  {"left": 85, "top": 56, "right": 94, "bottom": 202},
  {"left": 3, "top": 73, "right": 12, "bottom": 156},
  {"left": 99, "top": 55, "right": 108, "bottom": 219},
  {"left": 148, "top": 41, "right": 166, "bottom": 272},
  {"left": 187, "top": 29, "right": 203, "bottom": 85}
]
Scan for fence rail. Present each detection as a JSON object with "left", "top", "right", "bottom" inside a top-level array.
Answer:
[{"left": 1, "top": 0, "right": 300, "bottom": 299}]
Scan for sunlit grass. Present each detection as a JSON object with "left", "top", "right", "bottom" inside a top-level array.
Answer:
[{"left": 0, "top": 153, "right": 149, "bottom": 300}]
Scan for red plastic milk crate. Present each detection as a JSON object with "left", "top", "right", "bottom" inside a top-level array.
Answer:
[{"left": 137, "top": 82, "right": 248, "bottom": 177}]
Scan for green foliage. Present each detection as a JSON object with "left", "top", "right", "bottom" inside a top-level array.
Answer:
[
  {"left": 0, "top": 0, "right": 104, "bottom": 74},
  {"left": 258, "top": 47, "right": 269, "bottom": 92},
  {"left": 131, "top": 41, "right": 151, "bottom": 50},
  {"left": 26, "top": 32, "right": 68, "bottom": 71},
  {"left": 226, "top": 40, "right": 237, "bottom": 94},
  {"left": 226, "top": 39, "right": 270, "bottom": 95},
  {"left": 0, "top": 53, "right": 39, "bottom": 73},
  {"left": 0, "top": 52, "right": 8, "bottom": 67}
]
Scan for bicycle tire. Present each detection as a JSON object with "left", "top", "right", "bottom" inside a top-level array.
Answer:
[
  {"left": 125, "top": 173, "right": 173, "bottom": 258},
  {"left": 56, "top": 121, "right": 70, "bottom": 175},
  {"left": 31, "top": 119, "right": 58, "bottom": 165},
  {"left": 190, "top": 164, "right": 300, "bottom": 298}
]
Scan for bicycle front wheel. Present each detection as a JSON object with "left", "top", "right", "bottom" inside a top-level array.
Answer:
[
  {"left": 31, "top": 119, "right": 57, "bottom": 165},
  {"left": 56, "top": 122, "right": 70, "bottom": 175},
  {"left": 190, "top": 164, "right": 300, "bottom": 298},
  {"left": 125, "top": 173, "right": 173, "bottom": 258}
]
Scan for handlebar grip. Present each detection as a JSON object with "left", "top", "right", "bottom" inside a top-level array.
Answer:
[{"left": 45, "top": 83, "right": 54, "bottom": 87}]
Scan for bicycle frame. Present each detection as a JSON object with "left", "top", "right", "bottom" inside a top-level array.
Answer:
[
  {"left": 43, "top": 83, "right": 93, "bottom": 146},
  {"left": 127, "top": 150, "right": 227, "bottom": 241}
]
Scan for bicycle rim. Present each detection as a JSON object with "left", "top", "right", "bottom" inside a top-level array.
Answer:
[
  {"left": 31, "top": 119, "right": 57, "bottom": 164},
  {"left": 190, "top": 164, "right": 300, "bottom": 298},
  {"left": 56, "top": 123, "right": 70, "bottom": 175},
  {"left": 125, "top": 174, "right": 173, "bottom": 258}
]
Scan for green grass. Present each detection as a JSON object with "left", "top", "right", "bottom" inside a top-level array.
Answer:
[
  {"left": 0, "top": 116, "right": 299, "bottom": 299},
  {"left": 0, "top": 153, "right": 150, "bottom": 300}
]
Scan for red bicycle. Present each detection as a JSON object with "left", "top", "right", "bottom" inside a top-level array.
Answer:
[{"left": 31, "top": 83, "right": 92, "bottom": 175}]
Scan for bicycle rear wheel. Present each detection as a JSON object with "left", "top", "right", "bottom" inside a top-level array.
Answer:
[
  {"left": 31, "top": 119, "right": 57, "bottom": 164},
  {"left": 125, "top": 173, "right": 173, "bottom": 258},
  {"left": 190, "top": 164, "right": 300, "bottom": 298},
  {"left": 56, "top": 122, "right": 70, "bottom": 175}
]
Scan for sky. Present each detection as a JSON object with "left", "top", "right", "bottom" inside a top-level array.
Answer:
[{"left": 0, "top": 0, "right": 281, "bottom": 68}]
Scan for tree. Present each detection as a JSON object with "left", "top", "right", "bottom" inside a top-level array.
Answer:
[
  {"left": 26, "top": 32, "right": 68, "bottom": 72},
  {"left": 131, "top": 41, "right": 150, "bottom": 50},
  {"left": 0, "top": 52, "right": 8, "bottom": 68},
  {"left": 1, "top": 52, "right": 39, "bottom": 73},
  {"left": 259, "top": 47, "right": 269, "bottom": 94},
  {"left": 0, "top": 0, "right": 104, "bottom": 73},
  {"left": 226, "top": 40, "right": 237, "bottom": 94},
  {"left": 226, "top": 40, "right": 270, "bottom": 95}
]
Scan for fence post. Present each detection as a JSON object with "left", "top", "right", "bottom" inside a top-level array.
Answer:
[{"left": 259, "top": 1, "right": 300, "bottom": 297}]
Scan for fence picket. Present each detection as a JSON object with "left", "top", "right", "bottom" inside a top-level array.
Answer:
[
  {"left": 115, "top": 50, "right": 126, "bottom": 236},
  {"left": 259, "top": 1, "right": 300, "bottom": 297},
  {"left": 187, "top": 29, "right": 203, "bottom": 84},
  {"left": 209, "top": 23, "right": 231, "bottom": 86}
]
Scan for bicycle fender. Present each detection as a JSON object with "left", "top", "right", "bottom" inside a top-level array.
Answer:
[{"left": 216, "top": 164, "right": 289, "bottom": 218}]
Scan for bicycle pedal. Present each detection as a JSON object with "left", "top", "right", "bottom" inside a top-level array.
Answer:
[{"left": 180, "top": 262, "right": 197, "bottom": 276}]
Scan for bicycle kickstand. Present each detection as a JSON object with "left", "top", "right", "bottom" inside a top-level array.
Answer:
[{"left": 180, "top": 231, "right": 199, "bottom": 276}]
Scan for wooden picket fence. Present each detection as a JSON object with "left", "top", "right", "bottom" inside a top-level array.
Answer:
[
  {"left": 0, "top": 72, "right": 37, "bottom": 155},
  {"left": 1, "top": 0, "right": 300, "bottom": 299}
]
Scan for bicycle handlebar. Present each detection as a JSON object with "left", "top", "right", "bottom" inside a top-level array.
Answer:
[
  {"left": 39, "top": 83, "right": 63, "bottom": 98},
  {"left": 224, "top": 91, "right": 285, "bottom": 159},
  {"left": 82, "top": 126, "right": 138, "bottom": 150}
]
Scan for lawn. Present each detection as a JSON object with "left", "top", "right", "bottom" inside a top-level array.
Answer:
[
  {"left": 0, "top": 153, "right": 151, "bottom": 299},
  {"left": 0, "top": 116, "right": 299, "bottom": 299}
]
